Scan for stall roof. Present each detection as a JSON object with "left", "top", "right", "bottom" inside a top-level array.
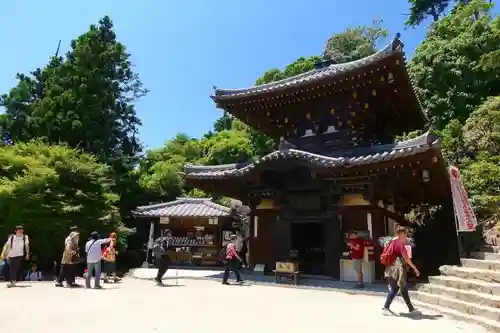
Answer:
[{"left": 133, "top": 197, "right": 231, "bottom": 218}]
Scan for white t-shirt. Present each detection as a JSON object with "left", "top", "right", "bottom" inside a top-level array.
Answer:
[
  {"left": 85, "top": 238, "right": 110, "bottom": 263},
  {"left": 6, "top": 235, "right": 29, "bottom": 258}
]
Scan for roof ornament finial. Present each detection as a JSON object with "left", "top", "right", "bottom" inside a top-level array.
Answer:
[
  {"left": 278, "top": 137, "right": 295, "bottom": 151},
  {"left": 391, "top": 33, "right": 404, "bottom": 52}
]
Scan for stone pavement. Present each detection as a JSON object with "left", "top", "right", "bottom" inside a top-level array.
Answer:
[
  {"left": 0, "top": 278, "right": 490, "bottom": 333},
  {"left": 130, "top": 267, "right": 390, "bottom": 294}
]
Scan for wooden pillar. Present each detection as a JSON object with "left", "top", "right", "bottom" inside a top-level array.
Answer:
[
  {"left": 273, "top": 215, "right": 291, "bottom": 261},
  {"left": 324, "top": 214, "right": 341, "bottom": 278}
]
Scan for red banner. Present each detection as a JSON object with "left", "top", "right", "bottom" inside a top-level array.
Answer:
[{"left": 449, "top": 166, "right": 477, "bottom": 232}]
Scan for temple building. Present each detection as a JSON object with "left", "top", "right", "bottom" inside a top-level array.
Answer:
[{"left": 183, "top": 35, "right": 453, "bottom": 279}]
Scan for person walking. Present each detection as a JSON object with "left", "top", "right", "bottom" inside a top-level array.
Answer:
[
  {"left": 222, "top": 234, "right": 243, "bottom": 285},
  {"left": 85, "top": 231, "right": 111, "bottom": 289},
  {"left": 152, "top": 229, "right": 172, "bottom": 286},
  {"left": 382, "top": 226, "right": 420, "bottom": 315},
  {"left": 3, "top": 226, "right": 30, "bottom": 288},
  {"left": 56, "top": 229, "right": 80, "bottom": 287},
  {"left": 103, "top": 232, "right": 120, "bottom": 283}
]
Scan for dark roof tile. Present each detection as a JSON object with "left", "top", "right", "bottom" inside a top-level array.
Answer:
[
  {"left": 133, "top": 197, "right": 231, "bottom": 218},
  {"left": 212, "top": 41, "right": 399, "bottom": 101},
  {"left": 184, "top": 131, "right": 440, "bottom": 179}
]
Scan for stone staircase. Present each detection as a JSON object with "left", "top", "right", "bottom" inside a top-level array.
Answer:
[{"left": 410, "top": 247, "right": 500, "bottom": 332}]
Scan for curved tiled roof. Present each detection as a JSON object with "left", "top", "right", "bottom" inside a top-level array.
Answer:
[
  {"left": 133, "top": 197, "right": 231, "bottom": 217},
  {"left": 184, "top": 131, "right": 440, "bottom": 179},
  {"left": 212, "top": 41, "right": 400, "bottom": 101}
]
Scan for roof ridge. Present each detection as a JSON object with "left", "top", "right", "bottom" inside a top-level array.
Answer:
[
  {"left": 184, "top": 130, "right": 441, "bottom": 179},
  {"left": 212, "top": 40, "right": 398, "bottom": 100}
]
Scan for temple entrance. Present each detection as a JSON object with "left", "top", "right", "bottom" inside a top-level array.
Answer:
[{"left": 290, "top": 221, "right": 325, "bottom": 274}]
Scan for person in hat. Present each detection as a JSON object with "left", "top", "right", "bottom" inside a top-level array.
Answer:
[
  {"left": 152, "top": 229, "right": 172, "bottom": 286},
  {"left": 84, "top": 231, "right": 111, "bottom": 289},
  {"left": 56, "top": 229, "right": 80, "bottom": 287},
  {"left": 3, "top": 225, "right": 30, "bottom": 287},
  {"left": 222, "top": 234, "right": 243, "bottom": 285}
]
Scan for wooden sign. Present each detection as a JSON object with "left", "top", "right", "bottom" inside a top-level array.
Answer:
[{"left": 276, "top": 262, "right": 298, "bottom": 273}]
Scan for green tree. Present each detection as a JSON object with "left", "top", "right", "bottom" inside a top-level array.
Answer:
[
  {"left": 0, "top": 16, "right": 146, "bottom": 166},
  {"left": 138, "top": 134, "right": 201, "bottom": 200},
  {"left": 199, "top": 130, "right": 255, "bottom": 165},
  {"left": 405, "top": 0, "right": 452, "bottom": 26},
  {"left": 409, "top": 0, "right": 500, "bottom": 129},
  {"left": 462, "top": 96, "right": 500, "bottom": 155},
  {"left": 0, "top": 140, "right": 125, "bottom": 260},
  {"left": 322, "top": 21, "right": 388, "bottom": 62}
]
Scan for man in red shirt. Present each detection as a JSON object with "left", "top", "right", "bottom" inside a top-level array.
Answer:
[{"left": 347, "top": 231, "right": 365, "bottom": 289}]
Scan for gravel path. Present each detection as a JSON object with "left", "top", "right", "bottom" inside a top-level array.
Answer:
[{"left": 0, "top": 278, "right": 490, "bottom": 333}]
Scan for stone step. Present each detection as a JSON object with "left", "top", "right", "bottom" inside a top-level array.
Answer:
[
  {"left": 407, "top": 298, "right": 500, "bottom": 332},
  {"left": 429, "top": 275, "right": 500, "bottom": 296},
  {"left": 483, "top": 245, "right": 500, "bottom": 253},
  {"left": 461, "top": 258, "right": 500, "bottom": 271},
  {"left": 471, "top": 252, "right": 500, "bottom": 261},
  {"left": 412, "top": 291, "right": 500, "bottom": 322},
  {"left": 440, "top": 265, "right": 500, "bottom": 283},
  {"left": 417, "top": 283, "right": 500, "bottom": 308}
]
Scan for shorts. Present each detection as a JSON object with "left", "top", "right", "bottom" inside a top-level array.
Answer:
[{"left": 352, "top": 259, "right": 363, "bottom": 274}]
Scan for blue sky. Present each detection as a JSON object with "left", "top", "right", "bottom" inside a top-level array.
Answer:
[{"left": 0, "top": 0, "right": 430, "bottom": 150}]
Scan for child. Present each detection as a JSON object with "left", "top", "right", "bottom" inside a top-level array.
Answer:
[
  {"left": 102, "top": 232, "right": 120, "bottom": 283},
  {"left": 25, "top": 263, "right": 43, "bottom": 281}
]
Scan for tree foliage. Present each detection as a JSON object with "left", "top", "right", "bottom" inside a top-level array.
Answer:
[
  {"left": 0, "top": 16, "right": 146, "bottom": 168},
  {"left": 0, "top": 141, "right": 124, "bottom": 259},
  {"left": 409, "top": 0, "right": 500, "bottom": 129}
]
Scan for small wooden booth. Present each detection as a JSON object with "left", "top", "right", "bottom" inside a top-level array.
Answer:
[{"left": 133, "top": 197, "right": 233, "bottom": 266}]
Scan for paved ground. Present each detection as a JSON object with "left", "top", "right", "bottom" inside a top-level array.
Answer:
[{"left": 0, "top": 278, "right": 490, "bottom": 333}]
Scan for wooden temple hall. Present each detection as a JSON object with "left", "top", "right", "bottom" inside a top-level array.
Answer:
[{"left": 183, "top": 35, "right": 452, "bottom": 279}]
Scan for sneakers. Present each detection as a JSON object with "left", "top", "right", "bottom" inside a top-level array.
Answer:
[
  {"left": 94, "top": 285, "right": 103, "bottom": 290},
  {"left": 355, "top": 283, "right": 364, "bottom": 289},
  {"left": 55, "top": 282, "right": 64, "bottom": 287},
  {"left": 154, "top": 278, "right": 164, "bottom": 286},
  {"left": 6, "top": 281, "right": 15, "bottom": 288},
  {"left": 408, "top": 308, "right": 421, "bottom": 315},
  {"left": 382, "top": 308, "right": 395, "bottom": 316}
]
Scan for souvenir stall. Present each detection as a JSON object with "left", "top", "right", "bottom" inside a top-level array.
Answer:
[{"left": 133, "top": 197, "right": 233, "bottom": 266}]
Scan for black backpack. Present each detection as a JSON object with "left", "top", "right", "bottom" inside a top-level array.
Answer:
[
  {"left": 218, "top": 245, "right": 228, "bottom": 263},
  {"left": 152, "top": 237, "right": 168, "bottom": 257}
]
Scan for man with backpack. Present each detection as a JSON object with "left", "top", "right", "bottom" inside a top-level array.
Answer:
[
  {"left": 221, "top": 234, "right": 243, "bottom": 285},
  {"left": 152, "top": 229, "right": 172, "bottom": 286},
  {"left": 380, "top": 226, "right": 420, "bottom": 315},
  {"left": 84, "top": 231, "right": 111, "bottom": 289},
  {"left": 3, "top": 226, "right": 30, "bottom": 288}
]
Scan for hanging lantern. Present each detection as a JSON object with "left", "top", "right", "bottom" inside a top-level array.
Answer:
[
  {"left": 350, "top": 112, "right": 356, "bottom": 117},
  {"left": 306, "top": 113, "right": 311, "bottom": 119},
  {"left": 372, "top": 90, "right": 377, "bottom": 96},
  {"left": 284, "top": 117, "right": 288, "bottom": 124},
  {"left": 352, "top": 92, "right": 358, "bottom": 99},
  {"left": 330, "top": 109, "right": 335, "bottom": 115}
]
